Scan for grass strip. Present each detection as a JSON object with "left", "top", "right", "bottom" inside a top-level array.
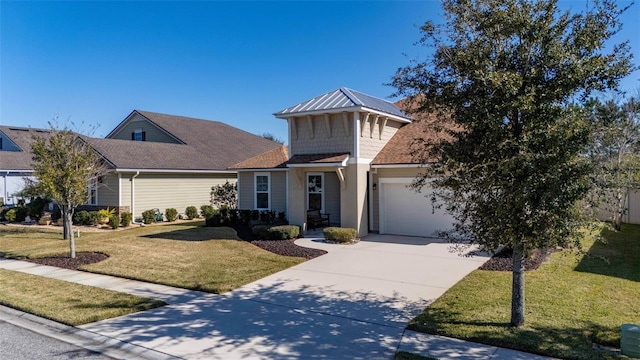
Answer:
[
  {"left": 0, "top": 268, "right": 165, "bottom": 326},
  {"left": 408, "top": 223, "right": 640, "bottom": 360}
]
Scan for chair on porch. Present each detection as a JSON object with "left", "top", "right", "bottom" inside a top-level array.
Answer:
[{"left": 307, "top": 209, "right": 330, "bottom": 230}]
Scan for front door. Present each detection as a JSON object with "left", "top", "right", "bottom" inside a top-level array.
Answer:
[{"left": 307, "top": 173, "right": 324, "bottom": 212}]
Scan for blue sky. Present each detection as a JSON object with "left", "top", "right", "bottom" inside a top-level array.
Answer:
[{"left": 1, "top": 1, "right": 638, "bottom": 144}]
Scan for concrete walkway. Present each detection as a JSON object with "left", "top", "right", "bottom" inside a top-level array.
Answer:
[{"left": 0, "top": 233, "right": 553, "bottom": 359}]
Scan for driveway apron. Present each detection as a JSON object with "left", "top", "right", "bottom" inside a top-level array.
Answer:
[{"left": 79, "top": 234, "right": 489, "bottom": 359}]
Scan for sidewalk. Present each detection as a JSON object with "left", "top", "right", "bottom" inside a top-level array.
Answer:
[{"left": 0, "top": 256, "right": 554, "bottom": 360}]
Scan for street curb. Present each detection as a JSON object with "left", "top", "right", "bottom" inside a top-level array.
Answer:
[{"left": 0, "top": 305, "right": 181, "bottom": 360}]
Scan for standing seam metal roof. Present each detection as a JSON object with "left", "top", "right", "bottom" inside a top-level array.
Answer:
[{"left": 274, "top": 87, "right": 412, "bottom": 120}]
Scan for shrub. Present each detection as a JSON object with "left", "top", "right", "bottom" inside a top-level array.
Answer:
[
  {"left": 200, "top": 204, "right": 215, "bottom": 218},
  {"left": 120, "top": 212, "right": 132, "bottom": 227},
  {"left": 185, "top": 206, "right": 198, "bottom": 220},
  {"left": 229, "top": 208, "right": 239, "bottom": 225},
  {"left": 165, "top": 208, "right": 178, "bottom": 222},
  {"left": 239, "top": 210, "right": 252, "bottom": 225},
  {"left": 205, "top": 213, "right": 222, "bottom": 227},
  {"left": 4, "top": 208, "right": 16, "bottom": 222},
  {"left": 323, "top": 227, "right": 358, "bottom": 244},
  {"left": 268, "top": 225, "right": 300, "bottom": 240},
  {"left": 277, "top": 211, "right": 286, "bottom": 222},
  {"left": 73, "top": 210, "right": 90, "bottom": 225},
  {"left": 210, "top": 181, "right": 237, "bottom": 209},
  {"left": 252, "top": 224, "right": 271, "bottom": 239},
  {"left": 14, "top": 206, "right": 28, "bottom": 222},
  {"left": 108, "top": 214, "right": 119, "bottom": 229},
  {"left": 97, "top": 208, "right": 115, "bottom": 219},
  {"left": 250, "top": 210, "right": 260, "bottom": 221},
  {"left": 142, "top": 209, "right": 156, "bottom": 224},
  {"left": 26, "top": 197, "right": 48, "bottom": 219},
  {"left": 86, "top": 211, "right": 99, "bottom": 225}
]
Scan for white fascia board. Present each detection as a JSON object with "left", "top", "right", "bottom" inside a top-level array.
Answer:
[
  {"left": 359, "top": 107, "right": 413, "bottom": 123},
  {"left": 274, "top": 106, "right": 364, "bottom": 120},
  {"left": 114, "top": 168, "right": 238, "bottom": 174},
  {"left": 371, "top": 164, "right": 423, "bottom": 168},
  {"left": 0, "top": 170, "right": 34, "bottom": 173},
  {"left": 287, "top": 162, "right": 346, "bottom": 168},
  {"left": 235, "top": 168, "right": 289, "bottom": 172}
]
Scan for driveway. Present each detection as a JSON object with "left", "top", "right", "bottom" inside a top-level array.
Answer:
[{"left": 80, "top": 233, "right": 489, "bottom": 359}]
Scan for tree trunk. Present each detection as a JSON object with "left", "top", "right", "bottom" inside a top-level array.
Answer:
[
  {"left": 62, "top": 209, "right": 68, "bottom": 240},
  {"left": 511, "top": 240, "right": 526, "bottom": 327},
  {"left": 63, "top": 208, "right": 75, "bottom": 259}
]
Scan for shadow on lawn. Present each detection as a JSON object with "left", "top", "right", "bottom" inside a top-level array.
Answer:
[
  {"left": 141, "top": 226, "right": 237, "bottom": 242},
  {"left": 79, "top": 279, "right": 430, "bottom": 359},
  {"left": 574, "top": 224, "right": 640, "bottom": 282},
  {"left": 408, "top": 307, "right": 621, "bottom": 359}
]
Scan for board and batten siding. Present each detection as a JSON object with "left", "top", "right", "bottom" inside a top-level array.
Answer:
[
  {"left": 109, "top": 113, "right": 180, "bottom": 144},
  {"left": 237, "top": 171, "right": 287, "bottom": 215},
  {"left": 131, "top": 173, "right": 236, "bottom": 219},
  {"left": 97, "top": 173, "right": 120, "bottom": 207}
]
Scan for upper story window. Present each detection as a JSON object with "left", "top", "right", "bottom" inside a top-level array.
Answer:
[
  {"left": 255, "top": 173, "right": 270, "bottom": 210},
  {"left": 132, "top": 128, "right": 146, "bottom": 141}
]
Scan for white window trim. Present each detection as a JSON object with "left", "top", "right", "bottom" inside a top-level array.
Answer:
[
  {"left": 306, "top": 172, "right": 325, "bottom": 212},
  {"left": 254, "top": 172, "right": 271, "bottom": 210},
  {"left": 87, "top": 178, "right": 98, "bottom": 205}
]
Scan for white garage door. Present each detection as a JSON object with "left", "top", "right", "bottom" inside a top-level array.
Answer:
[{"left": 379, "top": 179, "right": 454, "bottom": 237}]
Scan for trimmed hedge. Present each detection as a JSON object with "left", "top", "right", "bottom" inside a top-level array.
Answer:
[
  {"left": 323, "top": 227, "right": 357, "bottom": 243},
  {"left": 108, "top": 214, "right": 119, "bottom": 229},
  {"left": 4, "top": 208, "right": 16, "bottom": 222},
  {"left": 120, "top": 212, "right": 132, "bottom": 227},
  {"left": 142, "top": 209, "right": 156, "bottom": 225},
  {"left": 267, "top": 225, "right": 300, "bottom": 240},
  {"left": 165, "top": 208, "right": 178, "bottom": 222},
  {"left": 185, "top": 206, "right": 198, "bottom": 220}
]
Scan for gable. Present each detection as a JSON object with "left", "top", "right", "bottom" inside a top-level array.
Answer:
[{"left": 107, "top": 112, "right": 182, "bottom": 144}]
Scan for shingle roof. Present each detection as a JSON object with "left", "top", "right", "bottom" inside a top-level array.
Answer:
[
  {"left": 274, "top": 87, "right": 412, "bottom": 121},
  {"left": 82, "top": 137, "right": 216, "bottom": 170},
  {"left": 230, "top": 146, "right": 289, "bottom": 169},
  {"left": 372, "top": 100, "right": 455, "bottom": 165},
  {"left": 0, "top": 126, "right": 53, "bottom": 170},
  {"left": 287, "top": 153, "right": 350, "bottom": 165},
  {"left": 107, "top": 110, "right": 283, "bottom": 170}
]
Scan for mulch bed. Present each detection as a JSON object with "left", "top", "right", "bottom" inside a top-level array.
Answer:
[
  {"left": 27, "top": 252, "right": 109, "bottom": 270},
  {"left": 479, "top": 247, "right": 551, "bottom": 271},
  {"left": 232, "top": 224, "right": 327, "bottom": 259}
]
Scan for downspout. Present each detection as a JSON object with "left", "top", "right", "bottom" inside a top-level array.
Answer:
[
  {"left": 2, "top": 171, "right": 7, "bottom": 205},
  {"left": 131, "top": 171, "right": 139, "bottom": 223}
]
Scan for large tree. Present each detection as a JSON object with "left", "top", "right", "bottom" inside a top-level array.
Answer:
[
  {"left": 31, "top": 127, "right": 107, "bottom": 258},
  {"left": 586, "top": 95, "right": 640, "bottom": 230},
  {"left": 392, "top": 0, "right": 634, "bottom": 326}
]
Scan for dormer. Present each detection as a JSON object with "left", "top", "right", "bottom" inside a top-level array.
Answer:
[{"left": 274, "top": 87, "right": 412, "bottom": 161}]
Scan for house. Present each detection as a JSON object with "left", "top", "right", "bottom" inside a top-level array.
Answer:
[
  {"left": 2, "top": 111, "right": 282, "bottom": 220},
  {"left": 232, "top": 87, "right": 455, "bottom": 238},
  {"left": 0, "top": 126, "right": 52, "bottom": 205},
  {"left": 80, "top": 110, "right": 282, "bottom": 219}
]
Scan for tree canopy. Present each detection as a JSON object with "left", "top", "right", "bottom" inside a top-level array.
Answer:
[
  {"left": 392, "top": 0, "right": 634, "bottom": 326},
  {"left": 31, "top": 127, "right": 107, "bottom": 258}
]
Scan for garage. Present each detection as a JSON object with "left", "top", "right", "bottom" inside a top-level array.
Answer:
[{"left": 379, "top": 178, "right": 455, "bottom": 237}]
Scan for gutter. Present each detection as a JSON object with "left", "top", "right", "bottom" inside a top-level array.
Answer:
[{"left": 130, "top": 171, "right": 140, "bottom": 224}]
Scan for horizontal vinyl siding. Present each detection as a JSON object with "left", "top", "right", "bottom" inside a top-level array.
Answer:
[
  {"left": 97, "top": 173, "right": 119, "bottom": 207},
  {"left": 109, "top": 114, "right": 179, "bottom": 144},
  {"left": 133, "top": 173, "right": 236, "bottom": 218},
  {"left": 238, "top": 172, "right": 254, "bottom": 210},
  {"left": 270, "top": 172, "right": 287, "bottom": 215},
  {"left": 121, "top": 175, "right": 131, "bottom": 209}
]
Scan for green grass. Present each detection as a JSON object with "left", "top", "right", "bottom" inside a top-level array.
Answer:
[
  {"left": 0, "top": 268, "right": 165, "bottom": 325},
  {"left": 0, "top": 221, "right": 305, "bottom": 294},
  {"left": 394, "top": 351, "right": 437, "bottom": 360},
  {"left": 408, "top": 223, "right": 640, "bottom": 360}
]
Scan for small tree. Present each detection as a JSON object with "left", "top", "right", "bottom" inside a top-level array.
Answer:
[
  {"left": 210, "top": 181, "right": 238, "bottom": 209},
  {"left": 586, "top": 95, "right": 640, "bottom": 230},
  {"left": 31, "top": 124, "right": 108, "bottom": 258},
  {"left": 392, "top": 0, "right": 634, "bottom": 327},
  {"left": 260, "top": 132, "right": 285, "bottom": 145}
]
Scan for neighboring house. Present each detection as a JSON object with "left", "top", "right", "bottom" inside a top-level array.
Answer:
[
  {"left": 81, "top": 110, "right": 282, "bottom": 219},
  {"left": 0, "top": 126, "right": 52, "bottom": 205},
  {"left": 232, "top": 87, "right": 455, "bottom": 237}
]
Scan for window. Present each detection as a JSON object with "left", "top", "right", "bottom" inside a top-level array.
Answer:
[
  {"left": 255, "top": 173, "right": 270, "bottom": 210},
  {"left": 307, "top": 173, "right": 324, "bottom": 211},
  {"left": 132, "top": 128, "right": 145, "bottom": 141},
  {"left": 87, "top": 178, "right": 98, "bottom": 205}
]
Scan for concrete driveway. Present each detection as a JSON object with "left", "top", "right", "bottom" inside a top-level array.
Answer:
[{"left": 80, "top": 233, "right": 489, "bottom": 359}]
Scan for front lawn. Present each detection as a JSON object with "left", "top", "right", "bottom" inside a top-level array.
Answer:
[
  {"left": 0, "top": 221, "right": 305, "bottom": 294},
  {"left": 407, "top": 223, "right": 640, "bottom": 360},
  {"left": 0, "top": 268, "right": 164, "bottom": 325}
]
